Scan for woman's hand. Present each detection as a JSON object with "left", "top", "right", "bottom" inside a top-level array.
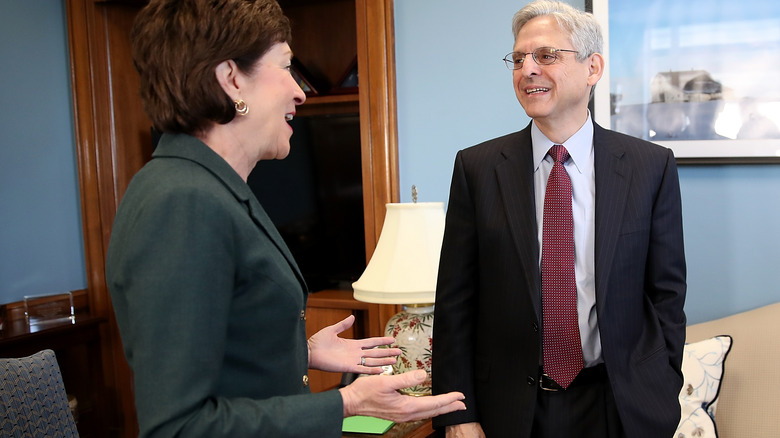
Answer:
[
  {"left": 339, "top": 370, "right": 466, "bottom": 422},
  {"left": 308, "top": 314, "right": 402, "bottom": 374}
]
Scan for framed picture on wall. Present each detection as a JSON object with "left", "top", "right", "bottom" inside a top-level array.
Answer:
[{"left": 589, "top": 0, "right": 780, "bottom": 163}]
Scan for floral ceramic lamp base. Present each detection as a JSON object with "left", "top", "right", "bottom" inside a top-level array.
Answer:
[{"left": 385, "top": 304, "right": 434, "bottom": 396}]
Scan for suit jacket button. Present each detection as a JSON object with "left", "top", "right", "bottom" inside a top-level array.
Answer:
[
  {"left": 300, "top": 310, "right": 306, "bottom": 320},
  {"left": 303, "top": 374, "right": 309, "bottom": 387},
  {"left": 527, "top": 376, "right": 536, "bottom": 386},
  {"left": 532, "top": 322, "right": 539, "bottom": 332}
]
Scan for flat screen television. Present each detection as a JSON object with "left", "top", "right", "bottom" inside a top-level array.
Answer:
[
  {"left": 151, "top": 113, "right": 366, "bottom": 292},
  {"left": 247, "top": 113, "right": 366, "bottom": 291}
]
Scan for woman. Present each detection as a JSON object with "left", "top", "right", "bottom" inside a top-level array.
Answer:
[{"left": 105, "top": 1, "right": 465, "bottom": 437}]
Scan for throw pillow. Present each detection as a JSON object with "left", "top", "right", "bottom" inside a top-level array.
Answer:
[{"left": 675, "top": 335, "right": 733, "bottom": 438}]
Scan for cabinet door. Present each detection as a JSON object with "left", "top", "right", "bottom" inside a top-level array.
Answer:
[
  {"left": 305, "top": 307, "right": 355, "bottom": 392},
  {"left": 305, "top": 290, "right": 380, "bottom": 393}
]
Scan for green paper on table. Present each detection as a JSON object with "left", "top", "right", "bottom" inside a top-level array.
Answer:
[{"left": 342, "top": 415, "right": 395, "bottom": 434}]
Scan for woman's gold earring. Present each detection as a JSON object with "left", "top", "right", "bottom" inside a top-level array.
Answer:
[{"left": 234, "top": 99, "right": 249, "bottom": 116}]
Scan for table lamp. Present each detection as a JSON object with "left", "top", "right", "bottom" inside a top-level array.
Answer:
[{"left": 352, "top": 187, "right": 445, "bottom": 396}]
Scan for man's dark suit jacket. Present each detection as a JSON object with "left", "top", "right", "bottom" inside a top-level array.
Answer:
[{"left": 432, "top": 122, "right": 687, "bottom": 437}]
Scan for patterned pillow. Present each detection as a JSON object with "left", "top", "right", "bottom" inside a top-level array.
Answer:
[{"left": 675, "top": 335, "right": 733, "bottom": 438}]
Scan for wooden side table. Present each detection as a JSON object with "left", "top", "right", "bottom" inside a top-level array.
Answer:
[{"left": 0, "top": 314, "right": 108, "bottom": 438}]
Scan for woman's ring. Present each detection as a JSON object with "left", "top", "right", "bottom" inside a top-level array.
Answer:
[{"left": 361, "top": 356, "right": 366, "bottom": 366}]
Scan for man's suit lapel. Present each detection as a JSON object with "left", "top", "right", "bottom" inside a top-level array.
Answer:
[
  {"left": 593, "top": 123, "right": 631, "bottom": 311},
  {"left": 494, "top": 128, "right": 543, "bottom": 321}
]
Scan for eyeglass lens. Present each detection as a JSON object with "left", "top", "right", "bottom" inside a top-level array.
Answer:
[{"left": 506, "top": 47, "right": 559, "bottom": 69}]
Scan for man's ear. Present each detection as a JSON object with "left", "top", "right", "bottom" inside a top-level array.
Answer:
[
  {"left": 587, "top": 52, "right": 605, "bottom": 87},
  {"left": 215, "top": 59, "right": 241, "bottom": 100}
]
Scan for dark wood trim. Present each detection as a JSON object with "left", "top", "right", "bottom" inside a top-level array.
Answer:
[
  {"left": 66, "top": 0, "right": 121, "bottom": 434},
  {"left": 296, "top": 93, "right": 360, "bottom": 117},
  {"left": 357, "top": 0, "right": 400, "bottom": 249},
  {"left": 66, "top": 1, "right": 144, "bottom": 435},
  {"left": 356, "top": 0, "right": 403, "bottom": 332}
]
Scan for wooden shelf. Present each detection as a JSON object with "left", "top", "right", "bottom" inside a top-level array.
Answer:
[
  {"left": 308, "top": 289, "right": 367, "bottom": 310},
  {"left": 280, "top": 0, "right": 357, "bottom": 88},
  {"left": 305, "top": 289, "right": 380, "bottom": 392},
  {"left": 298, "top": 93, "right": 360, "bottom": 117}
]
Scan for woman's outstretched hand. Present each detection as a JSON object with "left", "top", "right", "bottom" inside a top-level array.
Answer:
[
  {"left": 339, "top": 370, "right": 466, "bottom": 422},
  {"left": 308, "top": 314, "right": 401, "bottom": 374}
]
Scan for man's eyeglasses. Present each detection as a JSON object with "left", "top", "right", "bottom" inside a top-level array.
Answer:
[{"left": 503, "top": 47, "right": 579, "bottom": 70}]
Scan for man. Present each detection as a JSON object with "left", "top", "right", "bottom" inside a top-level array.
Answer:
[{"left": 431, "top": 1, "right": 687, "bottom": 437}]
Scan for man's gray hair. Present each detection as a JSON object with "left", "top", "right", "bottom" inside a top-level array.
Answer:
[{"left": 512, "top": 0, "right": 603, "bottom": 62}]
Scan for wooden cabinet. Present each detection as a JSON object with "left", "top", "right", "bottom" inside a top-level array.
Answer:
[
  {"left": 279, "top": 0, "right": 359, "bottom": 106},
  {"left": 305, "top": 290, "right": 380, "bottom": 392},
  {"left": 251, "top": 0, "right": 367, "bottom": 296},
  {"left": 67, "top": 0, "right": 400, "bottom": 435},
  {"left": 275, "top": 0, "right": 403, "bottom": 394}
]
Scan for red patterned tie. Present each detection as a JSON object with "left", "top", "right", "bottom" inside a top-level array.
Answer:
[{"left": 541, "top": 145, "right": 583, "bottom": 389}]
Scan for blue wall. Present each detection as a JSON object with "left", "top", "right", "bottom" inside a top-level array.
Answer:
[
  {"left": 394, "top": 0, "right": 780, "bottom": 324},
  {"left": 0, "top": 1, "right": 86, "bottom": 304},
  {"left": 2, "top": 1, "right": 778, "bottom": 324}
]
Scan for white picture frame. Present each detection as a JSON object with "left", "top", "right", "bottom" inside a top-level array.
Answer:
[{"left": 590, "top": 0, "right": 780, "bottom": 163}]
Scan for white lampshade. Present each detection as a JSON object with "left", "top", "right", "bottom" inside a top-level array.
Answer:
[{"left": 352, "top": 202, "right": 445, "bottom": 305}]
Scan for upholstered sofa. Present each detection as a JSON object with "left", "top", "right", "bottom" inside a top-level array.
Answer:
[{"left": 680, "top": 301, "right": 780, "bottom": 437}]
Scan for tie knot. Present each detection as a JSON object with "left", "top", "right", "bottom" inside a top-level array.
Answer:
[{"left": 549, "top": 145, "right": 569, "bottom": 164}]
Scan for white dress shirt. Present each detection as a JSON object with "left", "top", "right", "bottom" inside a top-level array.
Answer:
[{"left": 532, "top": 113, "right": 601, "bottom": 367}]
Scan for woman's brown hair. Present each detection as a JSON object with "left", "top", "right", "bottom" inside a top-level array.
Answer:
[{"left": 130, "top": 0, "right": 291, "bottom": 135}]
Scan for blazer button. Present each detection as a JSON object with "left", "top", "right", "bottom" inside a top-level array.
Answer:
[
  {"left": 300, "top": 310, "right": 306, "bottom": 320},
  {"left": 532, "top": 322, "right": 539, "bottom": 333},
  {"left": 302, "top": 374, "right": 309, "bottom": 387},
  {"left": 527, "top": 376, "right": 536, "bottom": 386}
]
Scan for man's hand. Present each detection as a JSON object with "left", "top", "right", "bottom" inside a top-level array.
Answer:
[{"left": 446, "top": 422, "right": 486, "bottom": 438}]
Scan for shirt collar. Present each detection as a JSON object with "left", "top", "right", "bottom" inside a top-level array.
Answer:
[{"left": 532, "top": 110, "right": 594, "bottom": 174}]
